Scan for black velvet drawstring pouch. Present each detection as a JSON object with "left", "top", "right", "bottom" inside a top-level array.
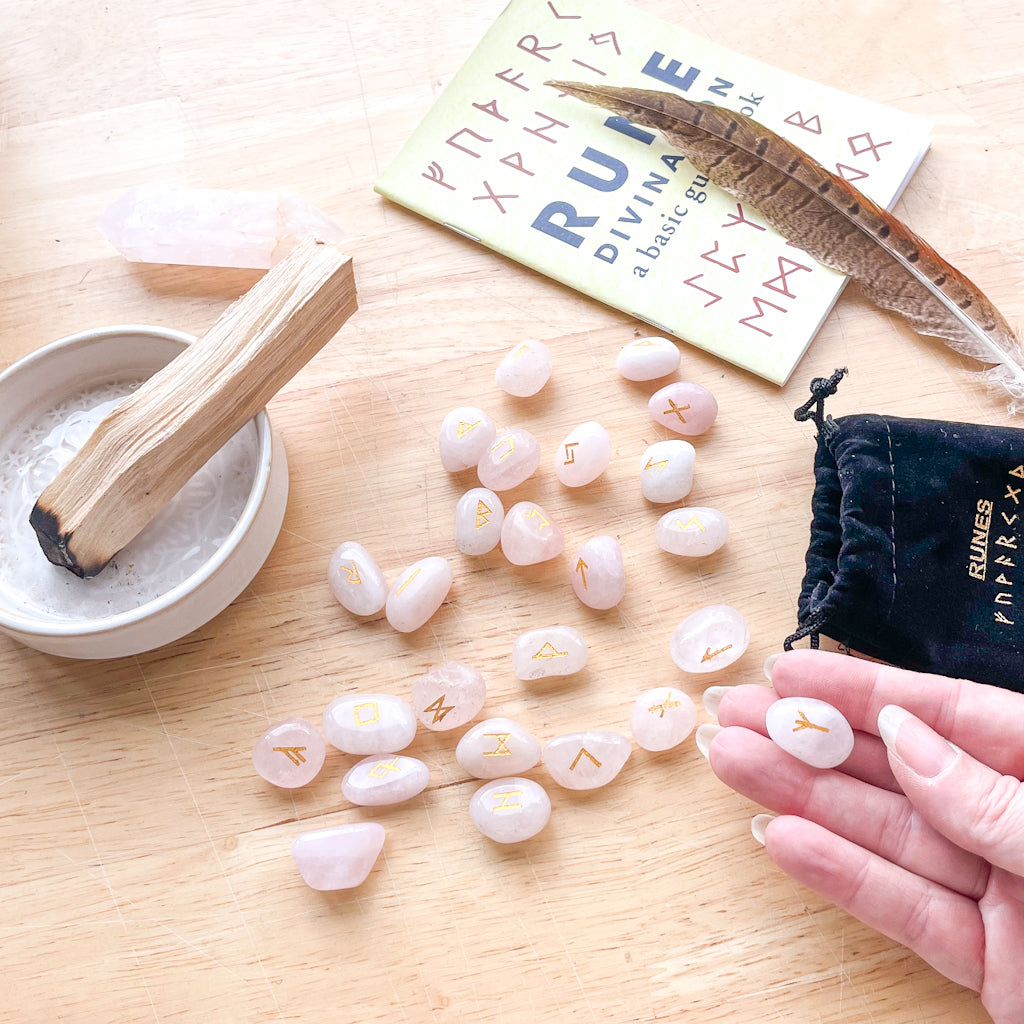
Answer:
[{"left": 787, "top": 369, "right": 1024, "bottom": 692}]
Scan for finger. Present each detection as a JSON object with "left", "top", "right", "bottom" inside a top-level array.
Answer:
[
  {"left": 770, "top": 649, "right": 1024, "bottom": 777},
  {"left": 708, "top": 726, "right": 989, "bottom": 899},
  {"left": 761, "top": 815, "right": 983, "bottom": 992},
  {"left": 712, "top": 683, "right": 900, "bottom": 793},
  {"left": 878, "top": 704, "right": 1024, "bottom": 876}
]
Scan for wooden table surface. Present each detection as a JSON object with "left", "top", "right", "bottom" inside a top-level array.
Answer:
[{"left": 2, "top": 1, "right": 1022, "bottom": 1021}]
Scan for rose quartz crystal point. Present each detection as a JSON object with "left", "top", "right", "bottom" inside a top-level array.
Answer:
[
  {"left": 469, "top": 777, "right": 551, "bottom": 843},
  {"left": 544, "top": 730, "right": 631, "bottom": 790},
  {"left": 649, "top": 381, "right": 718, "bottom": 436},
  {"left": 341, "top": 754, "right": 430, "bottom": 806},
  {"left": 411, "top": 661, "right": 487, "bottom": 731},
  {"left": 385, "top": 556, "right": 452, "bottom": 632},
  {"left": 494, "top": 340, "right": 552, "bottom": 397},
  {"left": 327, "top": 541, "right": 388, "bottom": 616},
  {"left": 554, "top": 421, "right": 611, "bottom": 487},
  {"left": 500, "top": 501, "right": 564, "bottom": 565},
  {"left": 252, "top": 717, "right": 327, "bottom": 788},
  {"left": 322, "top": 693, "right": 417, "bottom": 754},
  {"left": 477, "top": 427, "right": 541, "bottom": 491},
  {"left": 456, "top": 717, "right": 542, "bottom": 779},
  {"left": 439, "top": 406, "right": 496, "bottom": 472},
  {"left": 765, "top": 697, "right": 855, "bottom": 769},
  {"left": 630, "top": 687, "right": 697, "bottom": 751},
  {"left": 96, "top": 186, "right": 346, "bottom": 269},
  {"left": 291, "top": 822, "right": 385, "bottom": 891},
  {"left": 615, "top": 336, "right": 680, "bottom": 381},
  {"left": 512, "top": 625, "right": 588, "bottom": 679},
  {"left": 655, "top": 507, "right": 729, "bottom": 557},
  {"left": 640, "top": 439, "right": 695, "bottom": 504},
  {"left": 670, "top": 604, "right": 749, "bottom": 673},
  {"left": 454, "top": 487, "right": 504, "bottom": 555},
  {"left": 571, "top": 535, "right": 625, "bottom": 610}
]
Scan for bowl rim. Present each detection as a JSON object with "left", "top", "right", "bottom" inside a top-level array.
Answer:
[{"left": 0, "top": 324, "right": 274, "bottom": 639}]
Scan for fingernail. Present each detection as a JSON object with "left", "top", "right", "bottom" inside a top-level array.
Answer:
[
  {"left": 877, "top": 704, "right": 958, "bottom": 779},
  {"left": 702, "top": 685, "right": 731, "bottom": 718},
  {"left": 763, "top": 652, "right": 781, "bottom": 683},
  {"left": 695, "top": 722, "right": 722, "bottom": 759},
  {"left": 751, "top": 813, "right": 775, "bottom": 846}
]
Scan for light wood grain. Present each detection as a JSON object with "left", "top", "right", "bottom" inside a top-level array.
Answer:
[{"left": 1, "top": 1, "right": 1020, "bottom": 1021}]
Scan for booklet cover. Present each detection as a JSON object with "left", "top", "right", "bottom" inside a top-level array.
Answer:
[{"left": 375, "top": 0, "right": 933, "bottom": 383}]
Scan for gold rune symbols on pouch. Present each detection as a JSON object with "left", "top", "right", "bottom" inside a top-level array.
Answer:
[
  {"left": 793, "top": 710, "right": 830, "bottom": 733},
  {"left": 273, "top": 746, "right": 307, "bottom": 765}
]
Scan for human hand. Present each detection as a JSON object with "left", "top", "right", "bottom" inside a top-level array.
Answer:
[{"left": 701, "top": 649, "right": 1024, "bottom": 1024}]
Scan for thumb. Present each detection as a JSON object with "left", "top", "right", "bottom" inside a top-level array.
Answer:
[{"left": 878, "top": 704, "right": 1024, "bottom": 875}]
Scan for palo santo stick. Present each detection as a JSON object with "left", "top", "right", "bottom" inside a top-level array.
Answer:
[{"left": 30, "top": 237, "right": 357, "bottom": 578}]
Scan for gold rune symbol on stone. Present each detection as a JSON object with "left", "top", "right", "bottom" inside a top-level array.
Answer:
[
  {"left": 644, "top": 456, "right": 669, "bottom": 473},
  {"left": 491, "top": 790, "right": 524, "bottom": 811},
  {"left": 701, "top": 644, "right": 733, "bottom": 663},
  {"left": 273, "top": 746, "right": 307, "bottom": 765},
  {"left": 523, "top": 507, "right": 550, "bottom": 529},
  {"left": 675, "top": 516, "right": 705, "bottom": 532},
  {"left": 663, "top": 399, "right": 691, "bottom": 423},
  {"left": 353, "top": 701, "right": 380, "bottom": 726},
  {"left": 344, "top": 560, "right": 362, "bottom": 584},
  {"left": 369, "top": 756, "right": 402, "bottom": 778},
  {"left": 570, "top": 747, "right": 602, "bottom": 770},
  {"left": 513, "top": 344, "right": 531, "bottom": 360},
  {"left": 475, "top": 499, "right": 493, "bottom": 529},
  {"left": 395, "top": 567, "right": 421, "bottom": 595},
  {"left": 423, "top": 694, "right": 455, "bottom": 724},
  {"left": 492, "top": 434, "right": 515, "bottom": 461},
  {"left": 482, "top": 733, "right": 512, "bottom": 756},
  {"left": 456, "top": 419, "right": 481, "bottom": 438},
  {"left": 793, "top": 710, "right": 830, "bottom": 733},
  {"left": 563, "top": 442, "right": 579, "bottom": 464},
  {"left": 648, "top": 697, "right": 682, "bottom": 718},
  {"left": 575, "top": 557, "right": 588, "bottom": 589},
  {"left": 533, "top": 642, "right": 568, "bottom": 659},
  {"left": 634, "top": 339, "right": 658, "bottom": 347}
]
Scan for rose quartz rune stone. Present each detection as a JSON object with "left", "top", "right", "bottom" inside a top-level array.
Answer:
[
  {"left": 96, "top": 186, "right": 347, "bottom": 269},
  {"left": 630, "top": 687, "right": 697, "bottom": 751},
  {"left": 341, "top": 754, "right": 430, "bottom": 806},
  {"left": 670, "top": 605, "right": 749, "bottom": 673},
  {"left": 500, "top": 501, "right": 564, "bottom": 565},
  {"left": 322, "top": 693, "right": 417, "bottom": 754},
  {"left": 765, "top": 697, "right": 855, "bottom": 769},
  {"left": 477, "top": 427, "right": 541, "bottom": 491},
  {"left": 456, "top": 717, "right": 542, "bottom": 778},
  {"left": 544, "top": 730, "right": 631, "bottom": 790},
  {"left": 615, "top": 336, "right": 681, "bottom": 381},
  {"left": 640, "top": 439, "right": 695, "bottom": 504},
  {"left": 655, "top": 506, "right": 729, "bottom": 557},
  {"left": 512, "top": 625, "right": 588, "bottom": 680},
  {"left": 438, "top": 406, "right": 497, "bottom": 472},
  {"left": 385, "top": 555, "right": 452, "bottom": 632},
  {"left": 470, "top": 777, "right": 551, "bottom": 843},
  {"left": 454, "top": 487, "right": 504, "bottom": 556},
  {"left": 411, "top": 661, "right": 487, "bottom": 731},
  {"left": 252, "top": 717, "right": 327, "bottom": 788},
  {"left": 291, "top": 822, "right": 385, "bottom": 891},
  {"left": 494, "top": 340, "right": 552, "bottom": 397},
  {"left": 554, "top": 421, "right": 611, "bottom": 487},
  {"left": 327, "top": 541, "right": 388, "bottom": 616},
  {"left": 648, "top": 381, "right": 718, "bottom": 436},
  {"left": 571, "top": 535, "right": 625, "bottom": 610}
]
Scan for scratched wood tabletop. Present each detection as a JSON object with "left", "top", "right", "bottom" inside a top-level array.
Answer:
[{"left": 2, "top": 1, "right": 1022, "bottom": 1020}]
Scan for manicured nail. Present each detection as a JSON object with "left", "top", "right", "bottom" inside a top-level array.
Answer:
[
  {"left": 763, "top": 652, "right": 782, "bottom": 683},
  {"left": 877, "top": 704, "right": 958, "bottom": 779},
  {"left": 695, "top": 722, "right": 722, "bottom": 759},
  {"left": 702, "top": 685, "right": 731, "bottom": 718},
  {"left": 751, "top": 813, "right": 775, "bottom": 846}
]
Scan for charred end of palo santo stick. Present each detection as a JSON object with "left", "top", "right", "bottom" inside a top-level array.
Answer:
[{"left": 31, "top": 236, "right": 358, "bottom": 578}]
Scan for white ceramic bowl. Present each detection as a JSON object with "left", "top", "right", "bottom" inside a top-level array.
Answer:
[{"left": 0, "top": 325, "right": 289, "bottom": 659}]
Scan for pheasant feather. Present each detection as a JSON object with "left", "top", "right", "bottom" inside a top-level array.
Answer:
[{"left": 549, "top": 80, "right": 1024, "bottom": 410}]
